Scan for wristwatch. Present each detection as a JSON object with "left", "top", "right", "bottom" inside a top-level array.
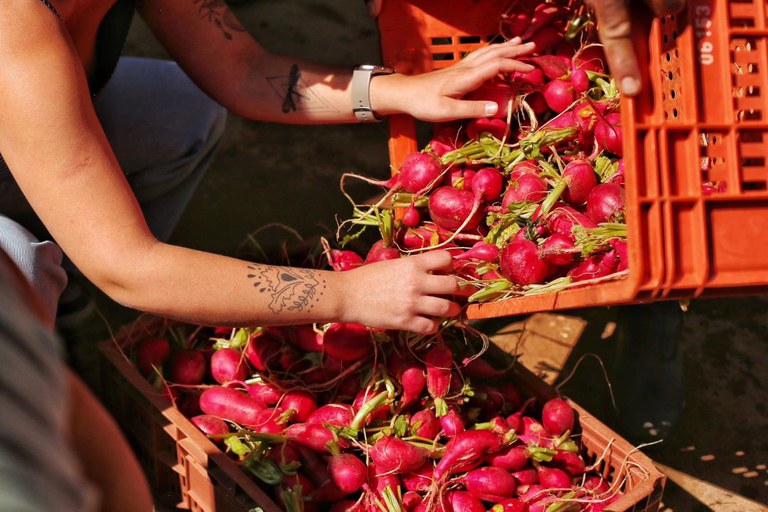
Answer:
[{"left": 351, "top": 64, "right": 396, "bottom": 122}]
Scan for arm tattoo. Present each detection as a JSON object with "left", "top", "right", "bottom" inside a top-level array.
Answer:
[
  {"left": 247, "top": 265, "right": 326, "bottom": 315},
  {"left": 193, "top": 0, "right": 247, "bottom": 40},
  {"left": 267, "top": 64, "right": 340, "bottom": 115},
  {"left": 282, "top": 64, "right": 303, "bottom": 113}
]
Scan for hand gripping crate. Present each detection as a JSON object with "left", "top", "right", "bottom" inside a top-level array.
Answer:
[
  {"left": 98, "top": 317, "right": 664, "bottom": 512},
  {"left": 376, "top": 0, "right": 768, "bottom": 319}
]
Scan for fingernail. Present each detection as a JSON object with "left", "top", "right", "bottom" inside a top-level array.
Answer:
[
  {"left": 484, "top": 102, "right": 499, "bottom": 116},
  {"left": 620, "top": 77, "right": 641, "bottom": 96},
  {"left": 510, "top": 36, "right": 522, "bottom": 43}
]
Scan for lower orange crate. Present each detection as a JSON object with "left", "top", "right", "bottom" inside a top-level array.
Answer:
[{"left": 98, "top": 317, "right": 665, "bottom": 512}]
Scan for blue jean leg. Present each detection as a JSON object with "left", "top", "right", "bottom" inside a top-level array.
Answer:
[
  {"left": 94, "top": 57, "right": 228, "bottom": 243},
  {"left": 0, "top": 57, "right": 228, "bottom": 321}
]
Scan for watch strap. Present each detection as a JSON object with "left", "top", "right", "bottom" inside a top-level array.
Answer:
[{"left": 352, "top": 65, "right": 395, "bottom": 123}]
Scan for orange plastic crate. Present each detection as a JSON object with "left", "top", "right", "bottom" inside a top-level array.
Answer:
[
  {"left": 98, "top": 317, "right": 664, "bottom": 512},
  {"left": 377, "top": 0, "right": 768, "bottom": 318}
]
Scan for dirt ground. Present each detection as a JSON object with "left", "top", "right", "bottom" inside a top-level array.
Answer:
[{"left": 97, "top": 1, "right": 768, "bottom": 510}]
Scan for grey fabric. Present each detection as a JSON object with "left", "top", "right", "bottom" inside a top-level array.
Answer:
[{"left": 0, "top": 260, "right": 99, "bottom": 512}]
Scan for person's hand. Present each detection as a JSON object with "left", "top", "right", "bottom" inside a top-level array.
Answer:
[
  {"left": 371, "top": 38, "right": 536, "bottom": 122},
  {"left": 585, "top": 0, "right": 686, "bottom": 96},
  {"left": 364, "top": 0, "right": 382, "bottom": 17},
  {"left": 337, "top": 250, "right": 463, "bottom": 334}
]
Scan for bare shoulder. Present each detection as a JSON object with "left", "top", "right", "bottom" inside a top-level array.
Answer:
[{"left": 0, "top": 0, "right": 68, "bottom": 47}]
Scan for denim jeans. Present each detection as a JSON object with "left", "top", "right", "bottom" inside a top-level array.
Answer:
[{"left": 0, "top": 57, "right": 227, "bottom": 326}]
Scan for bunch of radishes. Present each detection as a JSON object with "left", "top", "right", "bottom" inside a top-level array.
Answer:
[
  {"left": 337, "top": 0, "right": 628, "bottom": 303},
  {"left": 128, "top": 320, "right": 624, "bottom": 511}
]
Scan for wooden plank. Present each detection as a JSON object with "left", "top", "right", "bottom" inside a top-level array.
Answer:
[
  {"left": 489, "top": 313, "right": 587, "bottom": 384},
  {"left": 655, "top": 462, "right": 768, "bottom": 511}
]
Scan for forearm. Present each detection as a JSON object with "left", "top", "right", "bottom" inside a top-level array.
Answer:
[{"left": 101, "top": 242, "right": 348, "bottom": 327}]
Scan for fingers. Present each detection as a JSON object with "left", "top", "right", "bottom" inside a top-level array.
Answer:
[
  {"left": 586, "top": 0, "right": 642, "bottom": 96},
  {"left": 364, "top": 0, "right": 382, "bottom": 17}
]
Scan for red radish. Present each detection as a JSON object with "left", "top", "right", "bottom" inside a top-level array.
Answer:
[
  {"left": 440, "top": 407, "right": 465, "bottom": 436},
  {"left": 542, "top": 398, "right": 575, "bottom": 436},
  {"left": 247, "top": 382, "right": 282, "bottom": 405},
  {"left": 574, "top": 45, "right": 607, "bottom": 73},
  {"left": 369, "top": 436, "right": 428, "bottom": 474},
  {"left": 410, "top": 409, "right": 441, "bottom": 440},
  {"left": 509, "top": 159, "right": 540, "bottom": 180},
  {"left": 447, "top": 168, "right": 476, "bottom": 190},
  {"left": 359, "top": 152, "right": 443, "bottom": 193},
  {"left": 322, "top": 322, "right": 372, "bottom": 362},
  {"left": 428, "top": 186, "right": 484, "bottom": 232},
  {"left": 526, "top": 3, "right": 567, "bottom": 38},
  {"left": 251, "top": 407, "right": 288, "bottom": 434},
  {"left": 586, "top": 183, "right": 625, "bottom": 223},
  {"left": 402, "top": 203, "right": 422, "bottom": 228},
  {"left": 135, "top": 337, "right": 171, "bottom": 376},
  {"left": 281, "top": 390, "right": 317, "bottom": 423},
  {"left": 511, "top": 468, "right": 539, "bottom": 486},
  {"left": 489, "top": 445, "right": 530, "bottom": 471},
  {"left": 474, "top": 384, "right": 506, "bottom": 421},
  {"left": 505, "top": 412, "right": 523, "bottom": 433},
  {"left": 546, "top": 205, "right": 598, "bottom": 239},
  {"left": 528, "top": 55, "right": 570, "bottom": 80},
  {"left": 512, "top": 66, "right": 545, "bottom": 88},
  {"left": 450, "top": 491, "right": 486, "bottom": 512},
  {"left": 539, "top": 233, "right": 575, "bottom": 266},
  {"left": 425, "top": 345, "right": 453, "bottom": 416},
  {"left": 502, "top": 174, "right": 548, "bottom": 208},
  {"left": 498, "top": 382, "right": 523, "bottom": 414},
  {"left": 462, "top": 357, "right": 507, "bottom": 379},
  {"left": 473, "top": 167, "right": 504, "bottom": 201},
  {"left": 494, "top": 498, "right": 529, "bottom": 512},
  {"left": 526, "top": 91, "right": 549, "bottom": 115},
  {"left": 464, "top": 466, "right": 518, "bottom": 502},
  {"left": 466, "top": 78, "right": 518, "bottom": 119},
  {"left": 542, "top": 79, "right": 575, "bottom": 113},
  {"left": 499, "top": 239, "right": 550, "bottom": 285},
  {"left": 278, "top": 345, "right": 306, "bottom": 372},
  {"left": 210, "top": 347, "right": 249, "bottom": 384},
  {"left": 364, "top": 240, "right": 401, "bottom": 263},
  {"left": 528, "top": 24, "right": 564, "bottom": 55},
  {"left": 353, "top": 389, "right": 390, "bottom": 425},
  {"left": 560, "top": 159, "right": 597, "bottom": 206},
  {"left": 284, "top": 423, "right": 348, "bottom": 453},
  {"left": 610, "top": 238, "right": 629, "bottom": 271},
  {"left": 454, "top": 241, "right": 500, "bottom": 263},
  {"left": 537, "top": 466, "right": 572, "bottom": 489},
  {"left": 584, "top": 475, "right": 611, "bottom": 494},
  {"left": 368, "top": 464, "right": 401, "bottom": 493},
  {"left": 595, "top": 112, "right": 623, "bottom": 156},
  {"left": 296, "top": 444, "right": 331, "bottom": 486},
  {"left": 307, "top": 403, "right": 354, "bottom": 427},
  {"left": 402, "top": 491, "right": 422, "bottom": 511},
  {"left": 199, "top": 387, "right": 265, "bottom": 428},
  {"left": 466, "top": 117, "right": 509, "bottom": 140},
  {"left": 570, "top": 66, "right": 590, "bottom": 94},
  {"left": 269, "top": 442, "right": 302, "bottom": 470},
  {"left": 168, "top": 350, "right": 207, "bottom": 385},
  {"left": 191, "top": 414, "right": 230, "bottom": 437},
  {"left": 327, "top": 249, "right": 364, "bottom": 272},
  {"left": 503, "top": 12, "right": 531, "bottom": 38},
  {"left": 568, "top": 250, "right": 619, "bottom": 282},
  {"left": 522, "top": 416, "right": 547, "bottom": 437},
  {"left": 397, "top": 358, "right": 426, "bottom": 410},
  {"left": 282, "top": 324, "right": 322, "bottom": 352},
  {"left": 244, "top": 331, "right": 282, "bottom": 371},
  {"left": 328, "top": 453, "right": 367, "bottom": 494},
  {"left": 403, "top": 461, "right": 434, "bottom": 492},
  {"left": 433, "top": 430, "right": 502, "bottom": 480},
  {"left": 549, "top": 450, "right": 586, "bottom": 477},
  {"left": 429, "top": 125, "right": 465, "bottom": 157},
  {"left": 397, "top": 222, "right": 448, "bottom": 250}
]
